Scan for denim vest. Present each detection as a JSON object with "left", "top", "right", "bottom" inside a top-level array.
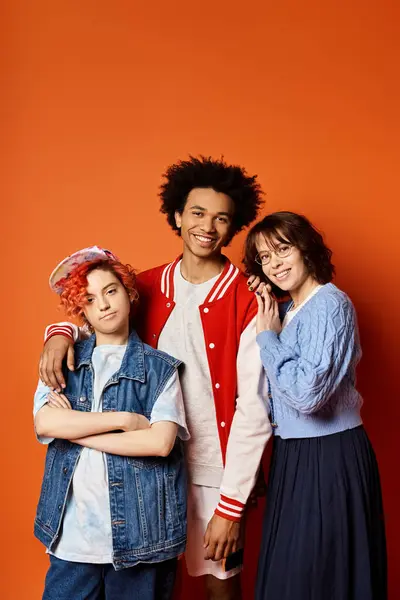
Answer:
[{"left": 34, "top": 331, "right": 187, "bottom": 570}]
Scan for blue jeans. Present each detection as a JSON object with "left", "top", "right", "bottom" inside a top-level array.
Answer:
[{"left": 43, "top": 554, "right": 177, "bottom": 600}]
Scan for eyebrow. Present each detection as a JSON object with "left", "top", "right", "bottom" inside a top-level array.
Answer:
[
  {"left": 86, "top": 282, "right": 118, "bottom": 295},
  {"left": 189, "top": 204, "right": 232, "bottom": 217}
]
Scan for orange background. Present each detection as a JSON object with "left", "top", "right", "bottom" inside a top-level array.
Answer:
[{"left": 2, "top": 1, "right": 399, "bottom": 598}]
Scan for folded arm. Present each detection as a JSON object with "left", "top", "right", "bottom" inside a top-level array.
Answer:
[
  {"left": 35, "top": 404, "right": 148, "bottom": 441},
  {"left": 72, "top": 421, "right": 178, "bottom": 457},
  {"left": 33, "top": 381, "right": 149, "bottom": 443}
]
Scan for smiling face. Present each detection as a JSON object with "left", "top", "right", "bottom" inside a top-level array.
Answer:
[
  {"left": 174, "top": 187, "right": 235, "bottom": 260},
  {"left": 82, "top": 267, "right": 131, "bottom": 341},
  {"left": 255, "top": 233, "right": 314, "bottom": 294}
]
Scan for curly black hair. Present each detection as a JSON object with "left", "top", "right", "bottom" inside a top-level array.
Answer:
[
  {"left": 159, "top": 156, "right": 264, "bottom": 243},
  {"left": 244, "top": 211, "right": 335, "bottom": 297}
]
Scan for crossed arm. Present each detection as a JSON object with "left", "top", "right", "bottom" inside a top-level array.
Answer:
[{"left": 35, "top": 391, "right": 178, "bottom": 458}]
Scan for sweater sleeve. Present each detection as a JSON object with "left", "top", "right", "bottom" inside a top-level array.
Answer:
[{"left": 256, "top": 291, "right": 360, "bottom": 415}]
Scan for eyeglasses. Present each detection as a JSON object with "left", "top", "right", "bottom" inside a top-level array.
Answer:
[{"left": 255, "top": 244, "right": 294, "bottom": 266}]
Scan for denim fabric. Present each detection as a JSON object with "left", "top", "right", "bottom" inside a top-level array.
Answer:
[
  {"left": 35, "top": 330, "right": 187, "bottom": 569},
  {"left": 43, "top": 554, "right": 177, "bottom": 600}
]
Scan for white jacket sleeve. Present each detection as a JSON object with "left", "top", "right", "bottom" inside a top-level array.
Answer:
[
  {"left": 215, "top": 317, "right": 272, "bottom": 522},
  {"left": 44, "top": 322, "right": 88, "bottom": 343}
]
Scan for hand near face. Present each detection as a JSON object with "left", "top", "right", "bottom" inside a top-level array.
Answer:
[
  {"left": 255, "top": 286, "right": 281, "bottom": 335},
  {"left": 247, "top": 274, "right": 267, "bottom": 294}
]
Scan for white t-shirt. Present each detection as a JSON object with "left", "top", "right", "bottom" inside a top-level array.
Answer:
[
  {"left": 34, "top": 343, "right": 189, "bottom": 564},
  {"left": 157, "top": 263, "right": 224, "bottom": 487}
]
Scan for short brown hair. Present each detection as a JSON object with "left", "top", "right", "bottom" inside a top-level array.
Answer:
[{"left": 243, "top": 211, "right": 335, "bottom": 297}]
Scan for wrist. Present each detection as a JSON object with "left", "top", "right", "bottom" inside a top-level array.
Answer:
[
  {"left": 44, "top": 324, "right": 75, "bottom": 345},
  {"left": 115, "top": 411, "right": 131, "bottom": 432},
  {"left": 45, "top": 331, "right": 74, "bottom": 345},
  {"left": 214, "top": 494, "right": 245, "bottom": 523}
]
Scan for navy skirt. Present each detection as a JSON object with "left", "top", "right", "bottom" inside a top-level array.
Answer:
[{"left": 255, "top": 426, "right": 387, "bottom": 600}]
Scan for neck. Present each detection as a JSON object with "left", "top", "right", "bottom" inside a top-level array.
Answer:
[
  {"left": 180, "top": 249, "right": 225, "bottom": 284},
  {"left": 94, "top": 325, "right": 129, "bottom": 347},
  {"left": 290, "top": 276, "right": 320, "bottom": 307}
]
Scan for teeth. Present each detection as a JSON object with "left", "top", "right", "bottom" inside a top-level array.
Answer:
[
  {"left": 275, "top": 269, "right": 290, "bottom": 279},
  {"left": 195, "top": 235, "right": 213, "bottom": 242}
]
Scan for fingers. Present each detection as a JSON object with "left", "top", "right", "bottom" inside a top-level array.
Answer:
[
  {"left": 46, "top": 355, "right": 62, "bottom": 392},
  {"left": 53, "top": 354, "right": 67, "bottom": 391},
  {"left": 247, "top": 274, "right": 258, "bottom": 291},
  {"left": 203, "top": 522, "right": 211, "bottom": 555},
  {"left": 39, "top": 351, "right": 49, "bottom": 387},
  {"left": 260, "top": 287, "right": 271, "bottom": 312},
  {"left": 47, "top": 391, "right": 72, "bottom": 409},
  {"left": 67, "top": 345, "right": 75, "bottom": 372},
  {"left": 213, "top": 541, "right": 226, "bottom": 562},
  {"left": 204, "top": 538, "right": 217, "bottom": 561},
  {"left": 47, "top": 397, "right": 64, "bottom": 409},
  {"left": 255, "top": 291, "right": 264, "bottom": 314},
  {"left": 39, "top": 337, "right": 72, "bottom": 390},
  {"left": 255, "top": 281, "right": 266, "bottom": 294},
  {"left": 40, "top": 351, "right": 64, "bottom": 391},
  {"left": 223, "top": 539, "right": 235, "bottom": 559}
]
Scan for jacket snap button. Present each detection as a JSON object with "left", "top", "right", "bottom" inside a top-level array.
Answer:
[
  {"left": 79, "top": 397, "right": 86, "bottom": 403},
  {"left": 209, "top": 343, "right": 215, "bottom": 349},
  {"left": 63, "top": 467, "right": 68, "bottom": 474},
  {"left": 220, "top": 421, "right": 226, "bottom": 428},
  {"left": 152, "top": 334, "right": 156, "bottom": 338},
  {"left": 215, "top": 383, "right": 220, "bottom": 389},
  {"left": 204, "top": 307, "right": 209, "bottom": 313},
  {"left": 166, "top": 302, "right": 171, "bottom": 308}
]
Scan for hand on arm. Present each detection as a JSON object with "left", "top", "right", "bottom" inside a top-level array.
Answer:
[
  {"left": 40, "top": 322, "right": 90, "bottom": 391},
  {"left": 72, "top": 421, "right": 177, "bottom": 457},
  {"left": 40, "top": 333, "right": 75, "bottom": 391}
]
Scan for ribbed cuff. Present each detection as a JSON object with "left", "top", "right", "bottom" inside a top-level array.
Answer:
[
  {"left": 44, "top": 325, "right": 74, "bottom": 344},
  {"left": 214, "top": 494, "right": 245, "bottom": 522}
]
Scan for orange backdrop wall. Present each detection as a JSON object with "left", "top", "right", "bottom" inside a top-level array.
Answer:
[{"left": 2, "top": 1, "right": 399, "bottom": 598}]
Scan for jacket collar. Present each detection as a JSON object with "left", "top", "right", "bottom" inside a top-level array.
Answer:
[
  {"left": 160, "top": 255, "right": 240, "bottom": 304},
  {"left": 74, "top": 329, "right": 145, "bottom": 382}
]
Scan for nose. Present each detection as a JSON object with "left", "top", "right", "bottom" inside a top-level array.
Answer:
[
  {"left": 270, "top": 253, "right": 283, "bottom": 269},
  {"left": 98, "top": 296, "right": 111, "bottom": 311},
  {"left": 200, "top": 216, "right": 215, "bottom": 233}
]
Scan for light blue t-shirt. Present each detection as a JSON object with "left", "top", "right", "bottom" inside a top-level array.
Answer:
[{"left": 33, "top": 344, "right": 189, "bottom": 563}]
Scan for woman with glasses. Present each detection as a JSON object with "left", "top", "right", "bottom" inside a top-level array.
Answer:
[{"left": 244, "top": 212, "right": 387, "bottom": 600}]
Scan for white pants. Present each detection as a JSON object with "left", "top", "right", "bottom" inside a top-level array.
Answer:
[{"left": 184, "top": 484, "right": 243, "bottom": 580}]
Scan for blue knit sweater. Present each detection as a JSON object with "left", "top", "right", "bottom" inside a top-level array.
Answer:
[{"left": 256, "top": 283, "right": 363, "bottom": 439}]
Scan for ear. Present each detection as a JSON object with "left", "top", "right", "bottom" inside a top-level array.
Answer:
[{"left": 174, "top": 211, "right": 182, "bottom": 229}]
